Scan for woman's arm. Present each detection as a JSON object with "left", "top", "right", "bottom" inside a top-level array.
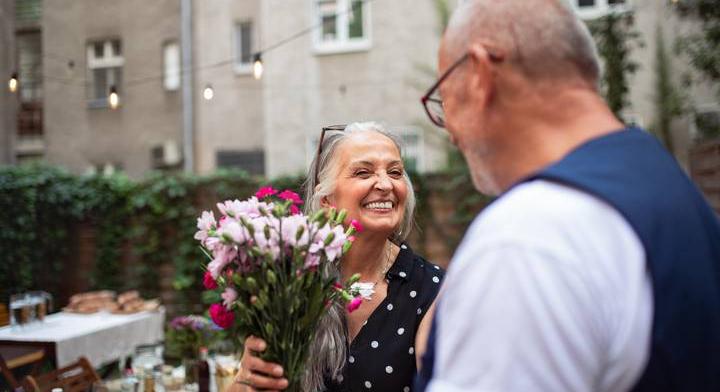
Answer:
[
  {"left": 414, "top": 299, "right": 438, "bottom": 370},
  {"left": 227, "top": 336, "right": 289, "bottom": 392}
]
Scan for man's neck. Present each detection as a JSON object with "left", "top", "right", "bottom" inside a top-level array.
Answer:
[{"left": 491, "top": 88, "right": 625, "bottom": 192}]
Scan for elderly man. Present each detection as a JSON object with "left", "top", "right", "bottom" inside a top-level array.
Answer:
[{"left": 416, "top": 1, "right": 720, "bottom": 391}]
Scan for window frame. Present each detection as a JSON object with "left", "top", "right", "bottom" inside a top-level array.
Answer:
[
  {"left": 86, "top": 38, "right": 125, "bottom": 108},
  {"left": 573, "top": 0, "right": 629, "bottom": 20},
  {"left": 312, "top": 0, "right": 372, "bottom": 55},
  {"left": 233, "top": 20, "right": 255, "bottom": 75},
  {"left": 163, "top": 41, "right": 181, "bottom": 91}
]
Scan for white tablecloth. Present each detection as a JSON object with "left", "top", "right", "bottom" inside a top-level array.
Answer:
[{"left": 0, "top": 310, "right": 165, "bottom": 367}]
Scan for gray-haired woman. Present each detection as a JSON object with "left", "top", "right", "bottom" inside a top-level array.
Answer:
[{"left": 231, "top": 122, "right": 444, "bottom": 392}]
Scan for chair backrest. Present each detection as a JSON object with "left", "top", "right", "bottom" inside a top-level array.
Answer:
[
  {"left": 0, "top": 304, "right": 8, "bottom": 327},
  {"left": 0, "top": 351, "right": 20, "bottom": 390},
  {"left": 23, "top": 357, "right": 100, "bottom": 392}
]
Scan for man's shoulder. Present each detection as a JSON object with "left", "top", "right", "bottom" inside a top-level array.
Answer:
[{"left": 472, "top": 180, "right": 615, "bottom": 235}]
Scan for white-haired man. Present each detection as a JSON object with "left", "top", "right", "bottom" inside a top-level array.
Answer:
[{"left": 415, "top": 0, "right": 720, "bottom": 391}]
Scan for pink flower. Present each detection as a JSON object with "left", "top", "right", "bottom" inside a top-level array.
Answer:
[
  {"left": 350, "top": 219, "right": 363, "bottom": 233},
  {"left": 278, "top": 190, "right": 303, "bottom": 205},
  {"left": 194, "top": 211, "right": 217, "bottom": 242},
  {"left": 221, "top": 287, "right": 238, "bottom": 308},
  {"left": 255, "top": 186, "right": 278, "bottom": 199},
  {"left": 207, "top": 245, "right": 238, "bottom": 279},
  {"left": 290, "top": 204, "right": 301, "bottom": 215},
  {"left": 209, "top": 303, "right": 235, "bottom": 329},
  {"left": 347, "top": 297, "right": 363, "bottom": 313},
  {"left": 348, "top": 236, "right": 356, "bottom": 242},
  {"left": 203, "top": 271, "right": 217, "bottom": 290}
]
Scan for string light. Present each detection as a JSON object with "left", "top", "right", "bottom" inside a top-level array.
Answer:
[
  {"left": 253, "top": 53, "right": 264, "bottom": 80},
  {"left": 8, "top": 72, "right": 18, "bottom": 93},
  {"left": 203, "top": 84, "right": 214, "bottom": 100},
  {"left": 108, "top": 85, "right": 120, "bottom": 109}
]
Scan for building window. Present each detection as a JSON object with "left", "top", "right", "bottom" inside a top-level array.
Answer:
[
  {"left": 313, "top": 0, "right": 371, "bottom": 54},
  {"left": 234, "top": 21, "right": 254, "bottom": 74},
  {"left": 217, "top": 150, "right": 266, "bottom": 175},
  {"left": 573, "top": 0, "right": 628, "bottom": 19},
  {"left": 163, "top": 42, "right": 180, "bottom": 91},
  {"left": 87, "top": 39, "right": 124, "bottom": 108},
  {"left": 392, "top": 127, "right": 424, "bottom": 173}
]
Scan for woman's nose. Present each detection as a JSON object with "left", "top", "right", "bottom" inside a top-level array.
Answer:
[{"left": 374, "top": 173, "right": 392, "bottom": 191}]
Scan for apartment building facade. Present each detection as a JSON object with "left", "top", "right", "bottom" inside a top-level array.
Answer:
[{"left": 1, "top": 0, "right": 717, "bottom": 177}]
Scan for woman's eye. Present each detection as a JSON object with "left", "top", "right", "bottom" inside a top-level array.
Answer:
[
  {"left": 389, "top": 169, "right": 403, "bottom": 177},
  {"left": 354, "top": 170, "right": 371, "bottom": 177}
]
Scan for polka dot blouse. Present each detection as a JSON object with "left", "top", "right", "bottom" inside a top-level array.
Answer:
[{"left": 325, "top": 243, "right": 445, "bottom": 392}]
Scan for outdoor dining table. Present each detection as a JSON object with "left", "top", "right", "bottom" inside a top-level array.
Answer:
[{"left": 0, "top": 309, "right": 165, "bottom": 368}]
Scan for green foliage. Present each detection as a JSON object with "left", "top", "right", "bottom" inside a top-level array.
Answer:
[
  {"left": 588, "top": 12, "right": 643, "bottom": 118},
  {"left": 673, "top": 0, "right": 720, "bottom": 87},
  {"left": 0, "top": 164, "right": 304, "bottom": 314},
  {"left": 651, "top": 25, "right": 685, "bottom": 153}
]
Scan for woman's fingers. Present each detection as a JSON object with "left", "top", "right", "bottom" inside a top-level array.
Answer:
[
  {"left": 244, "top": 371, "right": 289, "bottom": 391},
  {"left": 244, "top": 335, "right": 267, "bottom": 353},
  {"left": 245, "top": 355, "right": 284, "bottom": 377}
]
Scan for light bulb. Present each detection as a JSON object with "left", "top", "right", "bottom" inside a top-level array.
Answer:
[
  {"left": 108, "top": 86, "right": 119, "bottom": 109},
  {"left": 253, "top": 53, "right": 264, "bottom": 80},
  {"left": 203, "top": 85, "right": 214, "bottom": 100},
  {"left": 8, "top": 72, "right": 18, "bottom": 93}
]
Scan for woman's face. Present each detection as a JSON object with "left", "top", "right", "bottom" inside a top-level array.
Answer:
[{"left": 323, "top": 131, "right": 408, "bottom": 238}]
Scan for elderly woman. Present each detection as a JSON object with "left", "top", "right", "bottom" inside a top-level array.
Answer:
[{"left": 232, "top": 122, "right": 444, "bottom": 392}]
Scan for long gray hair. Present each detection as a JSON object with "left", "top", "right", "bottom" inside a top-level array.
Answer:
[{"left": 301, "top": 122, "right": 416, "bottom": 391}]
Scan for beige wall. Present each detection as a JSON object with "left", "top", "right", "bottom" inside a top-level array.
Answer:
[
  {"left": 42, "top": 0, "right": 182, "bottom": 178},
  {"left": 0, "top": 0, "right": 15, "bottom": 164},
  {"left": 261, "top": 0, "right": 446, "bottom": 178},
  {"left": 193, "top": 0, "right": 265, "bottom": 175}
]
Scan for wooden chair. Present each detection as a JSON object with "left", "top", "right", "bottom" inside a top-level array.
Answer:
[
  {"left": 22, "top": 357, "right": 100, "bottom": 392},
  {"left": 0, "top": 345, "right": 46, "bottom": 390},
  {"left": 0, "top": 304, "right": 8, "bottom": 327}
]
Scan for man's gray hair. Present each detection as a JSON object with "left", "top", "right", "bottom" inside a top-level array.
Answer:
[
  {"left": 300, "top": 121, "right": 417, "bottom": 391},
  {"left": 447, "top": 0, "right": 601, "bottom": 89}
]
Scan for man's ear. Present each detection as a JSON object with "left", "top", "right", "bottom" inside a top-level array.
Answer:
[{"left": 466, "top": 43, "right": 496, "bottom": 110}]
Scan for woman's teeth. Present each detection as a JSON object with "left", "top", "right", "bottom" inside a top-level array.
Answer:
[{"left": 364, "top": 201, "right": 393, "bottom": 210}]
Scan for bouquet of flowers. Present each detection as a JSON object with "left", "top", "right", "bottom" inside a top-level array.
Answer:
[
  {"left": 165, "top": 315, "right": 221, "bottom": 359},
  {"left": 195, "top": 187, "right": 362, "bottom": 391}
]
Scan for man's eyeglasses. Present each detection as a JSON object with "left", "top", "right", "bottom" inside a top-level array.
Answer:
[
  {"left": 313, "top": 124, "right": 347, "bottom": 186},
  {"left": 421, "top": 49, "right": 505, "bottom": 128}
]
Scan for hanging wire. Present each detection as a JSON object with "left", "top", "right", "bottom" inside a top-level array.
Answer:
[{"left": 36, "top": 0, "right": 378, "bottom": 89}]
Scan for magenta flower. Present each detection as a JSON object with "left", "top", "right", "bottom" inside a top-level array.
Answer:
[
  {"left": 290, "top": 204, "right": 301, "bottom": 215},
  {"left": 255, "top": 186, "right": 278, "bottom": 199},
  {"left": 347, "top": 296, "right": 363, "bottom": 313},
  {"left": 203, "top": 271, "right": 217, "bottom": 290},
  {"left": 278, "top": 190, "right": 303, "bottom": 205},
  {"left": 350, "top": 219, "right": 363, "bottom": 233},
  {"left": 209, "top": 303, "right": 235, "bottom": 329}
]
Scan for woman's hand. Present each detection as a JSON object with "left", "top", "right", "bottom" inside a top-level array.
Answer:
[{"left": 231, "top": 336, "right": 289, "bottom": 392}]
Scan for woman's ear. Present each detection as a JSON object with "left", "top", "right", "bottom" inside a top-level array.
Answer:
[{"left": 319, "top": 195, "right": 333, "bottom": 208}]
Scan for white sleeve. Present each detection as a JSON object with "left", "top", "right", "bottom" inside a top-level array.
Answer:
[{"left": 426, "top": 243, "right": 606, "bottom": 392}]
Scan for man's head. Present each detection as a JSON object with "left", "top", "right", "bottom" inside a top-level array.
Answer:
[{"left": 437, "top": 0, "right": 602, "bottom": 194}]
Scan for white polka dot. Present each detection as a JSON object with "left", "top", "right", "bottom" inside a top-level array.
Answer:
[
  {"left": 432, "top": 276, "right": 440, "bottom": 283},
  {"left": 337, "top": 375, "right": 344, "bottom": 383},
  {"left": 349, "top": 355, "right": 355, "bottom": 363},
  {"left": 363, "top": 320, "right": 368, "bottom": 326},
  {"left": 417, "top": 307, "right": 422, "bottom": 315},
  {"left": 387, "top": 303, "right": 394, "bottom": 311},
  {"left": 385, "top": 366, "right": 393, "bottom": 374},
  {"left": 434, "top": 265, "right": 440, "bottom": 270},
  {"left": 409, "top": 346, "right": 415, "bottom": 354},
  {"left": 365, "top": 381, "right": 372, "bottom": 389},
  {"left": 409, "top": 290, "right": 417, "bottom": 298},
  {"left": 404, "top": 387, "right": 410, "bottom": 392},
  {"left": 399, "top": 271, "right": 407, "bottom": 278},
  {"left": 401, "top": 244, "right": 407, "bottom": 249},
  {"left": 397, "top": 328, "right": 405, "bottom": 335},
  {"left": 371, "top": 340, "right": 379, "bottom": 348}
]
